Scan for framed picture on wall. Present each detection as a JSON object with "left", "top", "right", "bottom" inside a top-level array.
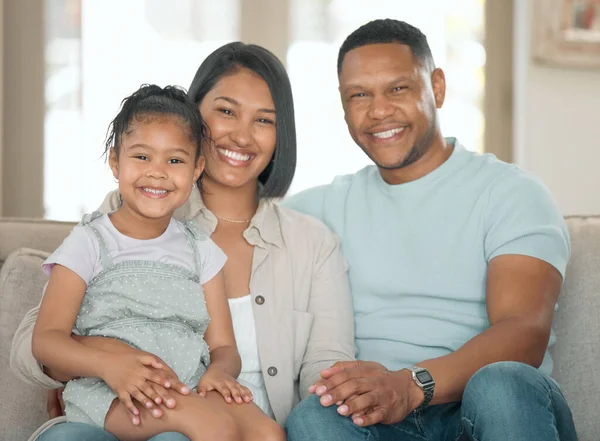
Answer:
[{"left": 532, "top": 0, "right": 600, "bottom": 68}]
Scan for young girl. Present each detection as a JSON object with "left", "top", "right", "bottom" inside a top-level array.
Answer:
[{"left": 32, "top": 85, "right": 280, "bottom": 441}]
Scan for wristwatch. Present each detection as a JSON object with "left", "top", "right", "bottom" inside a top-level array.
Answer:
[{"left": 406, "top": 365, "right": 435, "bottom": 409}]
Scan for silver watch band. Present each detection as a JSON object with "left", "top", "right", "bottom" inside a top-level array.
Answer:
[{"left": 407, "top": 366, "right": 435, "bottom": 408}]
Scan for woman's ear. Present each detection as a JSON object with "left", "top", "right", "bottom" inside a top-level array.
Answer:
[{"left": 109, "top": 148, "right": 119, "bottom": 180}]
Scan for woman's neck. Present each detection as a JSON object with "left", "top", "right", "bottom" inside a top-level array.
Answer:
[{"left": 201, "top": 179, "right": 259, "bottom": 223}]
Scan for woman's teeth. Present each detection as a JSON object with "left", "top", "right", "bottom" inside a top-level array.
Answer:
[
  {"left": 373, "top": 127, "right": 404, "bottom": 139},
  {"left": 218, "top": 148, "right": 251, "bottom": 161},
  {"left": 143, "top": 188, "right": 167, "bottom": 195}
]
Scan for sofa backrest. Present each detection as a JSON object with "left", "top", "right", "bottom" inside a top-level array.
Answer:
[{"left": 550, "top": 216, "right": 600, "bottom": 441}]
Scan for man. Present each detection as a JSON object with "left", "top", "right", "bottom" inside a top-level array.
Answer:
[{"left": 283, "top": 19, "right": 577, "bottom": 441}]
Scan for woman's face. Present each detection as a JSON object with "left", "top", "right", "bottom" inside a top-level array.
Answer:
[{"left": 199, "top": 67, "right": 277, "bottom": 191}]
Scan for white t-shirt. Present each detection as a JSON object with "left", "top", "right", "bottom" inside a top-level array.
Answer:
[{"left": 43, "top": 214, "right": 226, "bottom": 286}]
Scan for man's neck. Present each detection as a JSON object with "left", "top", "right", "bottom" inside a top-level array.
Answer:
[{"left": 379, "top": 134, "right": 453, "bottom": 185}]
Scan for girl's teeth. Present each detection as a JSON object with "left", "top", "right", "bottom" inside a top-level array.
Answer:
[
  {"left": 373, "top": 128, "right": 404, "bottom": 139},
  {"left": 218, "top": 148, "right": 251, "bottom": 161},
  {"left": 144, "top": 188, "right": 167, "bottom": 195}
]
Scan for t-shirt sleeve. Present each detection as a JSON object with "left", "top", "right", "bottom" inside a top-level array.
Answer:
[
  {"left": 484, "top": 168, "right": 571, "bottom": 279},
  {"left": 281, "top": 185, "right": 328, "bottom": 222},
  {"left": 42, "top": 225, "right": 100, "bottom": 284},
  {"left": 196, "top": 238, "right": 227, "bottom": 285}
]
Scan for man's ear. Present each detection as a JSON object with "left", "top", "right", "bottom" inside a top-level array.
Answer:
[
  {"left": 431, "top": 68, "right": 446, "bottom": 109},
  {"left": 109, "top": 148, "right": 119, "bottom": 180}
]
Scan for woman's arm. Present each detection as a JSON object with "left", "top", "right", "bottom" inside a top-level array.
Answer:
[{"left": 299, "top": 230, "right": 356, "bottom": 398}]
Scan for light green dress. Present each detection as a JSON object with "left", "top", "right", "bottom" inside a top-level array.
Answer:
[{"left": 62, "top": 212, "right": 211, "bottom": 427}]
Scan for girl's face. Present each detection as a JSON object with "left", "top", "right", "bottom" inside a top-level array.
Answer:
[
  {"left": 109, "top": 116, "right": 204, "bottom": 221},
  {"left": 199, "top": 68, "right": 277, "bottom": 191}
]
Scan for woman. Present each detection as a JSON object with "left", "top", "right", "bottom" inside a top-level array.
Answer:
[{"left": 11, "top": 42, "right": 355, "bottom": 441}]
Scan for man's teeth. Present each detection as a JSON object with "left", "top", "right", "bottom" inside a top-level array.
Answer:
[
  {"left": 143, "top": 188, "right": 167, "bottom": 195},
  {"left": 373, "top": 128, "right": 404, "bottom": 139},
  {"left": 218, "top": 148, "right": 251, "bottom": 161}
]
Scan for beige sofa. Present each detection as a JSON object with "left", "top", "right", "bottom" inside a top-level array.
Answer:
[{"left": 1, "top": 216, "right": 599, "bottom": 441}]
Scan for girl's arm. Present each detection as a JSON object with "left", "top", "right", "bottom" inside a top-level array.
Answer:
[
  {"left": 32, "top": 264, "right": 113, "bottom": 378},
  {"left": 197, "top": 270, "right": 251, "bottom": 403}
]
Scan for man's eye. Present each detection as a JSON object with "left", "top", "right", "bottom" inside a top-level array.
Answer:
[{"left": 351, "top": 93, "right": 366, "bottom": 98}]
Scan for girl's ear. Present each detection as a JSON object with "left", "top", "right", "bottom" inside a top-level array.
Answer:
[
  {"left": 109, "top": 148, "right": 119, "bottom": 180},
  {"left": 193, "top": 156, "right": 205, "bottom": 183}
]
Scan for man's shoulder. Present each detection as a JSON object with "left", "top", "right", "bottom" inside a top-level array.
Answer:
[{"left": 282, "top": 166, "right": 376, "bottom": 219}]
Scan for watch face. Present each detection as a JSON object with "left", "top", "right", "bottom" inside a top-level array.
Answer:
[{"left": 416, "top": 370, "right": 433, "bottom": 384}]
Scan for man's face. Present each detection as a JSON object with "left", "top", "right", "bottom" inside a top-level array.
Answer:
[{"left": 338, "top": 43, "right": 445, "bottom": 171}]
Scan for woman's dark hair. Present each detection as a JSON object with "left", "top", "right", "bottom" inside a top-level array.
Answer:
[
  {"left": 188, "top": 42, "right": 296, "bottom": 198},
  {"left": 104, "top": 84, "right": 207, "bottom": 161},
  {"left": 338, "top": 19, "right": 436, "bottom": 75}
]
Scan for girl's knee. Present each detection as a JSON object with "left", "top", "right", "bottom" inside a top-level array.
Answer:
[{"left": 197, "top": 411, "right": 239, "bottom": 441}]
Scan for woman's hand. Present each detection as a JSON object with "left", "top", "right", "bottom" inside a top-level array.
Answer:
[
  {"left": 47, "top": 387, "right": 65, "bottom": 418},
  {"left": 100, "top": 352, "right": 173, "bottom": 424},
  {"left": 197, "top": 366, "right": 253, "bottom": 404}
]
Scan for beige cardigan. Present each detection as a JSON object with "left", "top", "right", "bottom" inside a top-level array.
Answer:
[{"left": 10, "top": 190, "right": 356, "bottom": 426}]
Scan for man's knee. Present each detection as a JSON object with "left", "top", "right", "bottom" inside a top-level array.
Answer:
[
  {"left": 286, "top": 394, "right": 344, "bottom": 439},
  {"left": 463, "top": 361, "right": 551, "bottom": 417}
]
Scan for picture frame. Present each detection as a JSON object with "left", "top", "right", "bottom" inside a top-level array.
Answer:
[{"left": 531, "top": 0, "right": 600, "bottom": 68}]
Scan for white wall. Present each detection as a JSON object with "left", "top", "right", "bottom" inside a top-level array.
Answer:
[{"left": 514, "top": 0, "right": 600, "bottom": 216}]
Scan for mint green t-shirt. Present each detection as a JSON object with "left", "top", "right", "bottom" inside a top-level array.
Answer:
[{"left": 283, "top": 139, "right": 570, "bottom": 376}]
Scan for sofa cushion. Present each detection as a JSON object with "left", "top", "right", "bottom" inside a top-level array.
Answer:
[
  {"left": 551, "top": 217, "right": 600, "bottom": 441},
  {"left": 0, "top": 248, "right": 49, "bottom": 441}
]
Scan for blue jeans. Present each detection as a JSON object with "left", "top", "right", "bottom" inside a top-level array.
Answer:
[
  {"left": 37, "top": 422, "right": 190, "bottom": 441},
  {"left": 286, "top": 362, "right": 578, "bottom": 441}
]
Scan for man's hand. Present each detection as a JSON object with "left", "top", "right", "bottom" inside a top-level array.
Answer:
[
  {"left": 309, "top": 361, "right": 425, "bottom": 426},
  {"left": 47, "top": 387, "right": 65, "bottom": 418}
]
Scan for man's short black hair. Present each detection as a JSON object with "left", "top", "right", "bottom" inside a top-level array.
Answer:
[{"left": 337, "top": 19, "right": 435, "bottom": 75}]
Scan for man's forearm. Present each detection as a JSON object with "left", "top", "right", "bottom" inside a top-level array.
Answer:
[{"left": 418, "top": 317, "right": 550, "bottom": 405}]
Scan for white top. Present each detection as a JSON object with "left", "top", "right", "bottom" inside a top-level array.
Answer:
[
  {"left": 42, "top": 214, "right": 226, "bottom": 285},
  {"left": 228, "top": 295, "right": 274, "bottom": 418}
]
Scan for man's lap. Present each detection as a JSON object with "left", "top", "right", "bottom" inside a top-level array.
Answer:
[
  {"left": 286, "top": 362, "right": 575, "bottom": 441},
  {"left": 36, "top": 422, "right": 190, "bottom": 441}
]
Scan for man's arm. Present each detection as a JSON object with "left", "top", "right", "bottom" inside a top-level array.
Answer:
[{"left": 418, "top": 254, "right": 561, "bottom": 404}]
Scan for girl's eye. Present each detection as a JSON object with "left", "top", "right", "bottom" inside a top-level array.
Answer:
[
  {"left": 168, "top": 158, "right": 183, "bottom": 164},
  {"left": 135, "top": 155, "right": 149, "bottom": 161}
]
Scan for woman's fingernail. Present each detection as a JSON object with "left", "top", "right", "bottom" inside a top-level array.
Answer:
[
  {"left": 181, "top": 386, "right": 190, "bottom": 394},
  {"left": 164, "top": 381, "right": 171, "bottom": 388},
  {"left": 167, "top": 399, "right": 175, "bottom": 407},
  {"left": 145, "top": 401, "right": 153, "bottom": 408}
]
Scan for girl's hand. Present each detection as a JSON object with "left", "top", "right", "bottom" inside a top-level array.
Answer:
[
  {"left": 101, "top": 352, "right": 172, "bottom": 424},
  {"left": 197, "top": 367, "right": 253, "bottom": 404}
]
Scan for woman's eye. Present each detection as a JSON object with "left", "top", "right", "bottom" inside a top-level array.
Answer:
[
  {"left": 258, "top": 117, "right": 274, "bottom": 125},
  {"left": 134, "top": 155, "right": 148, "bottom": 161},
  {"left": 219, "top": 108, "right": 233, "bottom": 116}
]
